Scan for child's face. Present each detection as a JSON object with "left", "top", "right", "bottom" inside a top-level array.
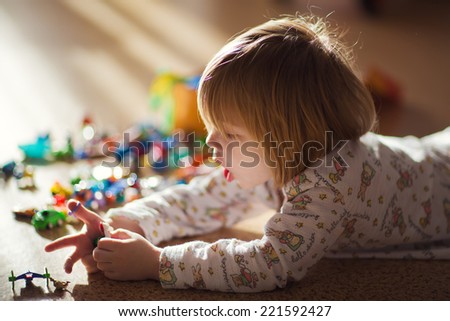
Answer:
[{"left": 205, "top": 123, "right": 273, "bottom": 189}]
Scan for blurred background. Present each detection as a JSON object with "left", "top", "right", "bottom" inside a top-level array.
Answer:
[{"left": 1, "top": 0, "right": 449, "bottom": 163}]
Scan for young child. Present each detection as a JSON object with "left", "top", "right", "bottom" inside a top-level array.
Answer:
[{"left": 45, "top": 14, "right": 450, "bottom": 293}]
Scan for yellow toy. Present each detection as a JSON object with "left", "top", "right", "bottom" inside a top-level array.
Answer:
[{"left": 149, "top": 72, "right": 206, "bottom": 136}]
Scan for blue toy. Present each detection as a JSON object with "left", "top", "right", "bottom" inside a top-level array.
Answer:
[
  {"left": 1, "top": 160, "right": 16, "bottom": 180},
  {"left": 18, "top": 133, "right": 52, "bottom": 160},
  {"left": 8, "top": 268, "right": 51, "bottom": 291}
]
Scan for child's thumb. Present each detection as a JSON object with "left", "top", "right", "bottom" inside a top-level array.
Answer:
[{"left": 109, "top": 228, "right": 132, "bottom": 240}]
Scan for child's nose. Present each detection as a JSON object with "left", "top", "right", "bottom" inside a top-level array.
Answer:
[
  {"left": 205, "top": 131, "right": 221, "bottom": 149},
  {"left": 205, "top": 133, "right": 221, "bottom": 162}
]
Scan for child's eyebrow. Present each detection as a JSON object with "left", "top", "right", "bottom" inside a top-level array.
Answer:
[{"left": 223, "top": 124, "right": 244, "bottom": 134}]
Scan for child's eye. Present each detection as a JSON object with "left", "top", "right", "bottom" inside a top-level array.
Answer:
[{"left": 224, "top": 133, "right": 238, "bottom": 140}]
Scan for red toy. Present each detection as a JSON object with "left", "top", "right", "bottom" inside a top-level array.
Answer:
[{"left": 364, "top": 67, "right": 402, "bottom": 108}]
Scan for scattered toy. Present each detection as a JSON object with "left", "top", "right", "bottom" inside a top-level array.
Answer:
[
  {"left": 149, "top": 72, "right": 206, "bottom": 135},
  {"left": 9, "top": 114, "right": 213, "bottom": 230},
  {"left": 8, "top": 268, "right": 51, "bottom": 291},
  {"left": 364, "top": 67, "right": 402, "bottom": 109},
  {"left": 12, "top": 206, "right": 38, "bottom": 219},
  {"left": 31, "top": 209, "right": 67, "bottom": 230},
  {"left": 52, "top": 137, "right": 75, "bottom": 161},
  {"left": 1, "top": 160, "right": 17, "bottom": 180},
  {"left": 19, "top": 133, "right": 52, "bottom": 160},
  {"left": 94, "top": 221, "right": 113, "bottom": 247},
  {"left": 15, "top": 165, "right": 36, "bottom": 190},
  {"left": 50, "top": 277, "right": 70, "bottom": 291}
]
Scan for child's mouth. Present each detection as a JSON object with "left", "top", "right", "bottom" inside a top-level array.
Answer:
[{"left": 223, "top": 168, "right": 234, "bottom": 182}]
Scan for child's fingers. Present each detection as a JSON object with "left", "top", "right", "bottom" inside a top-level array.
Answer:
[
  {"left": 109, "top": 228, "right": 133, "bottom": 240},
  {"left": 67, "top": 199, "right": 102, "bottom": 226},
  {"left": 64, "top": 248, "right": 85, "bottom": 273},
  {"left": 96, "top": 229, "right": 131, "bottom": 249},
  {"left": 96, "top": 261, "right": 114, "bottom": 273},
  {"left": 92, "top": 247, "right": 113, "bottom": 263},
  {"left": 44, "top": 234, "right": 79, "bottom": 252},
  {"left": 81, "top": 254, "right": 100, "bottom": 274},
  {"left": 96, "top": 229, "right": 133, "bottom": 251}
]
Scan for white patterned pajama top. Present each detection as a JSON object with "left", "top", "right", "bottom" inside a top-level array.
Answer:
[{"left": 106, "top": 127, "right": 450, "bottom": 292}]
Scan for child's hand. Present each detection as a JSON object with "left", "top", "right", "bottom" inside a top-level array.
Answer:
[
  {"left": 44, "top": 200, "right": 105, "bottom": 274},
  {"left": 93, "top": 228, "right": 161, "bottom": 281}
]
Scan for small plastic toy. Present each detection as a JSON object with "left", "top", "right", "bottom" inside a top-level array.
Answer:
[
  {"left": 52, "top": 137, "right": 74, "bottom": 161},
  {"left": 50, "top": 181, "right": 72, "bottom": 207},
  {"left": 75, "top": 116, "right": 115, "bottom": 160},
  {"left": 15, "top": 165, "right": 36, "bottom": 190},
  {"left": 12, "top": 206, "right": 38, "bottom": 219},
  {"left": 31, "top": 209, "right": 67, "bottom": 230},
  {"left": 50, "top": 277, "right": 70, "bottom": 291},
  {"left": 149, "top": 72, "right": 206, "bottom": 135},
  {"left": 364, "top": 67, "right": 402, "bottom": 108},
  {"left": 111, "top": 123, "right": 163, "bottom": 165},
  {"left": 18, "top": 133, "right": 52, "bottom": 160},
  {"left": 8, "top": 268, "right": 51, "bottom": 291},
  {"left": 1, "top": 160, "right": 17, "bottom": 180},
  {"left": 51, "top": 181, "right": 73, "bottom": 198},
  {"left": 94, "top": 222, "right": 113, "bottom": 247},
  {"left": 70, "top": 170, "right": 140, "bottom": 210}
]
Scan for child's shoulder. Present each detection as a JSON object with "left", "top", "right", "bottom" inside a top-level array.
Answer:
[
  {"left": 285, "top": 127, "right": 450, "bottom": 194},
  {"left": 359, "top": 127, "right": 450, "bottom": 161}
]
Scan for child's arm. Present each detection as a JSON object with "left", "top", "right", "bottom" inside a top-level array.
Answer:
[
  {"left": 105, "top": 167, "right": 280, "bottom": 245},
  {"left": 45, "top": 168, "right": 278, "bottom": 277},
  {"left": 157, "top": 185, "right": 347, "bottom": 292}
]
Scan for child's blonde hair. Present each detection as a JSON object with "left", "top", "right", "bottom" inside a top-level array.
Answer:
[{"left": 198, "top": 14, "right": 377, "bottom": 186}]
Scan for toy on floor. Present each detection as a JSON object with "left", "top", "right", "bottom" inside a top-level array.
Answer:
[
  {"left": 0, "top": 160, "right": 36, "bottom": 189},
  {"left": 93, "top": 221, "right": 113, "bottom": 247},
  {"left": 49, "top": 277, "right": 70, "bottom": 291},
  {"left": 19, "top": 133, "right": 52, "bottom": 161},
  {"left": 15, "top": 164, "right": 36, "bottom": 190},
  {"left": 8, "top": 268, "right": 51, "bottom": 291},
  {"left": 17, "top": 117, "right": 115, "bottom": 163},
  {"left": 52, "top": 137, "right": 75, "bottom": 161},
  {"left": 12, "top": 206, "right": 38, "bottom": 219},
  {"left": 364, "top": 67, "right": 403, "bottom": 109},
  {"left": 149, "top": 72, "right": 206, "bottom": 136},
  {"left": 31, "top": 208, "right": 67, "bottom": 230},
  {"left": 8, "top": 268, "right": 70, "bottom": 292},
  {"left": 76, "top": 116, "right": 116, "bottom": 159},
  {"left": 1, "top": 160, "right": 17, "bottom": 180}
]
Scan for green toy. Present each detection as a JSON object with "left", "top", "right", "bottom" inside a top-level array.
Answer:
[{"left": 31, "top": 209, "right": 66, "bottom": 230}]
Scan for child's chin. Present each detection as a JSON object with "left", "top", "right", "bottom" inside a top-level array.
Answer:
[{"left": 236, "top": 179, "right": 258, "bottom": 190}]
